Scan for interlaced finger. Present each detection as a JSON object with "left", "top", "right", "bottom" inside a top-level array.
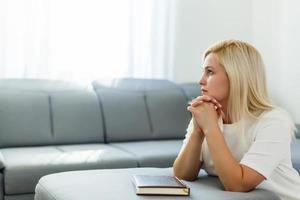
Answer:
[{"left": 190, "top": 95, "right": 222, "bottom": 108}]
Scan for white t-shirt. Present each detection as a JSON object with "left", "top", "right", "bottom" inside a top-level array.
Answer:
[{"left": 181, "top": 108, "right": 300, "bottom": 200}]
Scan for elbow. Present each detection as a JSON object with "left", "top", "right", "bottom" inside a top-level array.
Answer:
[
  {"left": 223, "top": 183, "right": 253, "bottom": 193},
  {"left": 175, "top": 173, "right": 197, "bottom": 181},
  {"left": 224, "top": 186, "right": 245, "bottom": 192},
  {"left": 177, "top": 174, "right": 197, "bottom": 181},
  {"left": 173, "top": 165, "right": 197, "bottom": 181}
]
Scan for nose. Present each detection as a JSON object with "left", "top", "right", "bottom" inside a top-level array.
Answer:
[{"left": 199, "top": 72, "right": 206, "bottom": 86}]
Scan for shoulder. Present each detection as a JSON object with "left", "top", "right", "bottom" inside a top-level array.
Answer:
[
  {"left": 253, "top": 107, "right": 295, "bottom": 140},
  {"left": 259, "top": 107, "right": 292, "bottom": 121}
]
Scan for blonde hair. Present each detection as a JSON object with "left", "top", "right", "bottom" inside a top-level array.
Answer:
[{"left": 204, "top": 39, "right": 273, "bottom": 123}]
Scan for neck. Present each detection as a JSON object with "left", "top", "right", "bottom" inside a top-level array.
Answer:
[
  {"left": 223, "top": 115, "right": 232, "bottom": 124},
  {"left": 220, "top": 102, "right": 232, "bottom": 124}
]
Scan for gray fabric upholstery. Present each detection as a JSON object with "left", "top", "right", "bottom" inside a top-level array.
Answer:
[
  {"left": 146, "top": 89, "right": 190, "bottom": 139},
  {"left": 35, "top": 168, "right": 280, "bottom": 200},
  {"left": 111, "top": 140, "right": 182, "bottom": 167},
  {"left": 0, "top": 174, "right": 3, "bottom": 200},
  {"left": 0, "top": 152, "right": 5, "bottom": 169},
  {"left": 0, "top": 91, "right": 52, "bottom": 147},
  {"left": 1, "top": 144, "right": 137, "bottom": 194},
  {"left": 179, "top": 83, "right": 201, "bottom": 101},
  {"left": 295, "top": 124, "right": 300, "bottom": 139},
  {"left": 96, "top": 88, "right": 152, "bottom": 142},
  {"left": 114, "top": 78, "right": 190, "bottom": 139},
  {"left": 4, "top": 194, "right": 34, "bottom": 200},
  {"left": 0, "top": 79, "right": 105, "bottom": 147},
  {"left": 291, "top": 139, "right": 300, "bottom": 172},
  {"left": 118, "top": 78, "right": 179, "bottom": 90},
  {"left": 0, "top": 78, "right": 196, "bottom": 200},
  {"left": 94, "top": 78, "right": 191, "bottom": 141},
  {"left": 51, "top": 92, "right": 104, "bottom": 144}
]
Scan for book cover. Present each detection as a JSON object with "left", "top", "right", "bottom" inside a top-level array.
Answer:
[{"left": 133, "top": 175, "right": 190, "bottom": 196}]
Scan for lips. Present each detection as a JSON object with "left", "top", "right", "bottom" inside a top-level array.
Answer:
[{"left": 201, "top": 89, "right": 208, "bottom": 93}]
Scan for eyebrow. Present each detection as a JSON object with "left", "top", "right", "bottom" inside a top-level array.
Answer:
[{"left": 204, "top": 66, "right": 215, "bottom": 70}]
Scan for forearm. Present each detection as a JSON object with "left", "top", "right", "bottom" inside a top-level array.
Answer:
[
  {"left": 173, "top": 131, "right": 204, "bottom": 181},
  {"left": 204, "top": 125, "right": 245, "bottom": 191}
]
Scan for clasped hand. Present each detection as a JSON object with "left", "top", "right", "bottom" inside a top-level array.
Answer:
[{"left": 187, "top": 95, "right": 223, "bottom": 135}]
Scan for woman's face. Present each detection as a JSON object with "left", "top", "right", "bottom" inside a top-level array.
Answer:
[{"left": 199, "top": 53, "right": 230, "bottom": 105}]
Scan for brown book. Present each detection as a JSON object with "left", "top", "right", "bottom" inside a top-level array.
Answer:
[{"left": 133, "top": 175, "right": 190, "bottom": 196}]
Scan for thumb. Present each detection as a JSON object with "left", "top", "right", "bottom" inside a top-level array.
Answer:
[
  {"left": 217, "top": 108, "right": 225, "bottom": 119},
  {"left": 187, "top": 106, "right": 196, "bottom": 112}
]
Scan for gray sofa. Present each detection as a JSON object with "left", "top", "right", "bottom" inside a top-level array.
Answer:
[
  {"left": 0, "top": 78, "right": 299, "bottom": 200},
  {"left": 0, "top": 78, "right": 198, "bottom": 200}
]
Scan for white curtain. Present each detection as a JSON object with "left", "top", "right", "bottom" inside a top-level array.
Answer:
[{"left": 0, "top": 0, "right": 176, "bottom": 81}]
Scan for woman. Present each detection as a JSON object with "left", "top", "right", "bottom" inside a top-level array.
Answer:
[{"left": 173, "top": 39, "right": 300, "bottom": 200}]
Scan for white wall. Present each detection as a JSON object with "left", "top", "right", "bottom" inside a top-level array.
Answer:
[
  {"left": 252, "top": 0, "right": 300, "bottom": 123},
  {"left": 280, "top": 1, "right": 300, "bottom": 123},
  {"left": 252, "top": 0, "right": 282, "bottom": 104},
  {"left": 172, "top": 0, "right": 252, "bottom": 83},
  {"left": 172, "top": 0, "right": 300, "bottom": 123}
]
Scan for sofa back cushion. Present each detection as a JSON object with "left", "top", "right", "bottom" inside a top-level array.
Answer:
[
  {"left": 50, "top": 91, "right": 104, "bottom": 144},
  {"left": 97, "top": 88, "right": 152, "bottom": 142},
  {"left": 179, "top": 83, "right": 201, "bottom": 102},
  {"left": 93, "top": 78, "right": 191, "bottom": 142},
  {"left": 0, "top": 90, "right": 52, "bottom": 147},
  {"left": 146, "top": 88, "right": 190, "bottom": 139},
  {"left": 0, "top": 79, "right": 104, "bottom": 147}
]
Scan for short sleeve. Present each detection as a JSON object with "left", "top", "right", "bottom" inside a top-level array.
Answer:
[{"left": 240, "top": 111, "right": 293, "bottom": 179}]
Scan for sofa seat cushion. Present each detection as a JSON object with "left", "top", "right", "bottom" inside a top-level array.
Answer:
[
  {"left": 111, "top": 140, "right": 182, "bottom": 167},
  {"left": 1, "top": 144, "right": 138, "bottom": 195},
  {"left": 291, "top": 139, "right": 300, "bottom": 172}
]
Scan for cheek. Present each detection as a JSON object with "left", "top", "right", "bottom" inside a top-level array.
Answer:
[
  {"left": 210, "top": 77, "right": 229, "bottom": 100},
  {"left": 218, "top": 83, "right": 229, "bottom": 99},
  {"left": 218, "top": 78, "right": 229, "bottom": 98}
]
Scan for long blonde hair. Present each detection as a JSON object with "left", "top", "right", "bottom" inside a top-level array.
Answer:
[{"left": 204, "top": 39, "right": 273, "bottom": 123}]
